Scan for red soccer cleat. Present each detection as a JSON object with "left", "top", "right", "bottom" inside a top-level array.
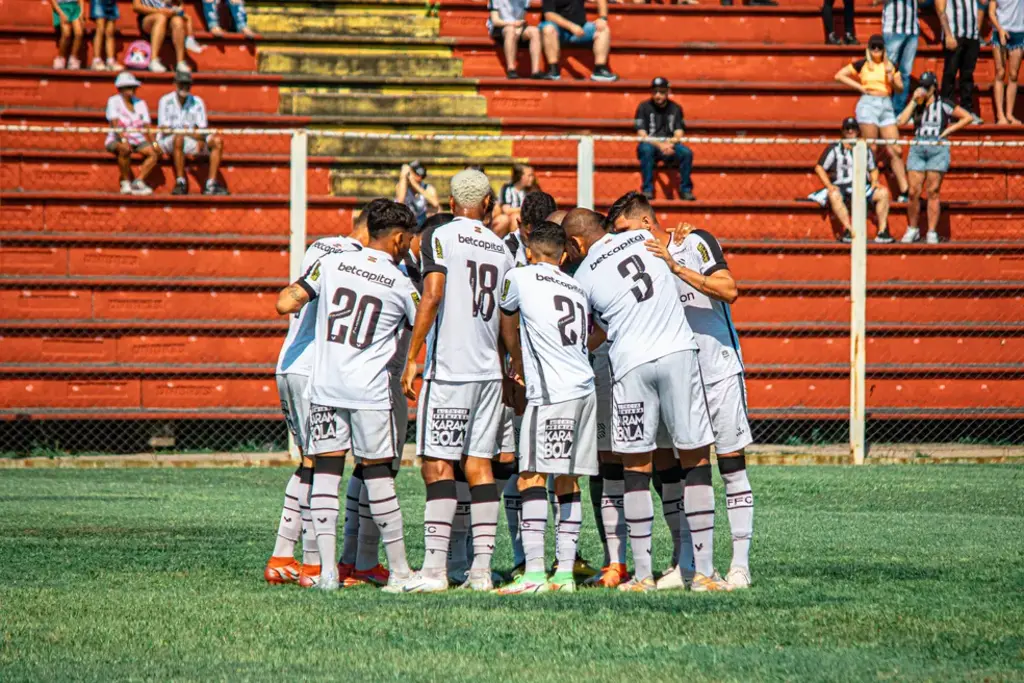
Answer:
[
  {"left": 337, "top": 562, "right": 354, "bottom": 582},
  {"left": 264, "top": 557, "right": 300, "bottom": 585},
  {"left": 343, "top": 564, "right": 390, "bottom": 587}
]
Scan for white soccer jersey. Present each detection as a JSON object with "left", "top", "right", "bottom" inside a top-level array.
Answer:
[
  {"left": 500, "top": 262, "right": 595, "bottom": 405},
  {"left": 574, "top": 230, "right": 697, "bottom": 380},
  {"left": 276, "top": 236, "right": 362, "bottom": 376},
  {"left": 504, "top": 230, "right": 528, "bottom": 267},
  {"left": 298, "top": 247, "right": 419, "bottom": 410},
  {"left": 667, "top": 230, "right": 744, "bottom": 384},
  {"left": 421, "top": 216, "right": 515, "bottom": 382}
]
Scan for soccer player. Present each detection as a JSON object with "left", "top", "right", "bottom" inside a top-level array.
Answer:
[
  {"left": 265, "top": 215, "right": 366, "bottom": 587},
  {"left": 505, "top": 190, "right": 556, "bottom": 266},
  {"left": 569, "top": 203, "right": 715, "bottom": 592},
  {"left": 496, "top": 221, "right": 599, "bottom": 594},
  {"left": 645, "top": 223, "right": 755, "bottom": 591},
  {"left": 400, "top": 169, "right": 515, "bottom": 592},
  {"left": 275, "top": 200, "right": 420, "bottom": 592}
]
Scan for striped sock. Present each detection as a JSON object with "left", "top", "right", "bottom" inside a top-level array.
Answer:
[
  {"left": 520, "top": 485, "right": 548, "bottom": 575},
  {"left": 355, "top": 481, "right": 381, "bottom": 571},
  {"left": 719, "top": 456, "right": 753, "bottom": 570},
  {"left": 298, "top": 465, "right": 319, "bottom": 565},
  {"left": 340, "top": 466, "right": 363, "bottom": 566},
  {"left": 469, "top": 482, "right": 500, "bottom": 572},
  {"left": 271, "top": 468, "right": 302, "bottom": 558},
  {"left": 556, "top": 492, "right": 583, "bottom": 573},
  {"left": 310, "top": 456, "right": 345, "bottom": 572},
  {"left": 363, "top": 464, "right": 409, "bottom": 576},
  {"left": 624, "top": 470, "right": 654, "bottom": 581},
  {"left": 422, "top": 480, "right": 457, "bottom": 574},
  {"left": 685, "top": 464, "right": 716, "bottom": 578}
]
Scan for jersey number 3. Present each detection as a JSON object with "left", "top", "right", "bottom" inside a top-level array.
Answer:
[
  {"left": 617, "top": 255, "right": 654, "bottom": 303},
  {"left": 327, "top": 287, "right": 382, "bottom": 349},
  {"left": 467, "top": 260, "right": 499, "bottom": 321}
]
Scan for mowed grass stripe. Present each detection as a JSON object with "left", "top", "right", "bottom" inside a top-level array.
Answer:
[{"left": 0, "top": 466, "right": 1021, "bottom": 681}]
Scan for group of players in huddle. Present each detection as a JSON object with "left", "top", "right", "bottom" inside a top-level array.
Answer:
[{"left": 264, "top": 168, "right": 756, "bottom": 593}]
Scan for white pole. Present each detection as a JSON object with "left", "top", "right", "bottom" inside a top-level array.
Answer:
[
  {"left": 576, "top": 136, "right": 595, "bottom": 210},
  {"left": 286, "top": 130, "right": 308, "bottom": 462},
  {"left": 849, "top": 140, "right": 868, "bottom": 465}
]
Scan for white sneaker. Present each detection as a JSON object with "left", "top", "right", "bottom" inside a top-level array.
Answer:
[
  {"left": 91, "top": 58, "right": 106, "bottom": 71},
  {"left": 130, "top": 179, "right": 152, "bottom": 196},
  {"left": 656, "top": 565, "right": 693, "bottom": 591},
  {"left": 120, "top": 180, "right": 133, "bottom": 194},
  {"left": 398, "top": 571, "right": 448, "bottom": 593},
  {"left": 900, "top": 227, "right": 921, "bottom": 243},
  {"left": 175, "top": 61, "right": 191, "bottom": 73},
  {"left": 725, "top": 566, "right": 752, "bottom": 590},
  {"left": 458, "top": 569, "right": 494, "bottom": 592},
  {"left": 185, "top": 36, "right": 206, "bottom": 54},
  {"left": 925, "top": 231, "right": 940, "bottom": 244},
  {"left": 107, "top": 58, "right": 124, "bottom": 72},
  {"left": 380, "top": 572, "right": 415, "bottom": 594},
  {"left": 52, "top": 56, "right": 66, "bottom": 70},
  {"left": 314, "top": 570, "right": 339, "bottom": 591},
  {"left": 148, "top": 58, "right": 167, "bottom": 73},
  {"left": 67, "top": 56, "right": 81, "bottom": 69}
]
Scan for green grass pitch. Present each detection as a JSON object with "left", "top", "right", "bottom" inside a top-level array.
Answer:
[{"left": 1, "top": 466, "right": 1022, "bottom": 681}]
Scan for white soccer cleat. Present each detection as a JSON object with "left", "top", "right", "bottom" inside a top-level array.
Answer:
[
  {"left": 900, "top": 227, "right": 921, "bottom": 243},
  {"left": 398, "top": 571, "right": 448, "bottom": 594},
  {"left": 458, "top": 569, "right": 494, "bottom": 592},
  {"left": 725, "top": 566, "right": 752, "bottom": 590},
  {"left": 656, "top": 565, "right": 693, "bottom": 591},
  {"left": 314, "top": 570, "right": 339, "bottom": 592},
  {"left": 380, "top": 572, "right": 416, "bottom": 594}
]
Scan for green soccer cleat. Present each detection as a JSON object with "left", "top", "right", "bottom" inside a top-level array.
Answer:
[
  {"left": 546, "top": 571, "right": 576, "bottom": 593},
  {"left": 495, "top": 572, "right": 549, "bottom": 595}
]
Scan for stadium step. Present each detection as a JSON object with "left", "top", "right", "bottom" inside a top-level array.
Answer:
[
  {"left": 281, "top": 90, "right": 489, "bottom": 117},
  {"left": 248, "top": 10, "right": 440, "bottom": 37},
  {"left": 257, "top": 48, "right": 462, "bottom": 78}
]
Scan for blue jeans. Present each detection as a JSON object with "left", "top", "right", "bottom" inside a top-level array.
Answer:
[
  {"left": 202, "top": 0, "right": 248, "bottom": 31},
  {"left": 884, "top": 32, "right": 918, "bottom": 113},
  {"left": 638, "top": 141, "right": 693, "bottom": 195}
]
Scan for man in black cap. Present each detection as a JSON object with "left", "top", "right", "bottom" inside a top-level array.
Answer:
[
  {"left": 157, "top": 70, "right": 228, "bottom": 196},
  {"left": 395, "top": 160, "right": 439, "bottom": 226},
  {"left": 634, "top": 77, "right": 695, "bottom": 201},
  {"left": 810, "top": 117, "right": 893, "bottom": 243}
]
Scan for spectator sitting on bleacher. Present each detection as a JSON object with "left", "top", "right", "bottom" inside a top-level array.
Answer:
[
  {"left": 810, "top": 116, "right": 894, "bottom": 243},
  {"left": 488, "top": 0, "right": 543, "bottom": 78},
  {"left": 540, "top": 0, "right": 618, "bottom": 81},
  {"left": 492, "top": 163, "right": 537, "bottom": 236},
  {"left": 106, "top": 72, "right": 161, "bottom": 196},
  {"left": 158, "top": 71, "right": 228, "bottom": 196},
  {"left": 202, "top": 0, "right": 255, "bottom": 38},
  {"left": 635, "top": 77, "right": 695, "bottom": 201},
  {"left": 396, "top": 160, "right": 440, "bottom": 226},
  {"left": 50, "top": 0, "right": 83, "bottom": 70},
  {"left": 90, "top": 0, "right": 123, "bottom": 71},
  {"left": 133, "top": 0, "right": 202, "bottom": 73}
]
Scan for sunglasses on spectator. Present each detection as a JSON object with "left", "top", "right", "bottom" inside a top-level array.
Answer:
[{"left": 869, "top": 45, "right": 884, "bottom": 51}]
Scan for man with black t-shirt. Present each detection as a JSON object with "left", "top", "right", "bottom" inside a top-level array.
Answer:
[
  {"left": 540, "top": 0, "right": 618, "bottom": 81},
  {"left": 635, "top": 77, "right": 695, "bottom": 201}
]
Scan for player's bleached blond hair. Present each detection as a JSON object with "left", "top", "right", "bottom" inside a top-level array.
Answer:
[{"left": 450, "top": 169, "right": 492, "bottom": 209}]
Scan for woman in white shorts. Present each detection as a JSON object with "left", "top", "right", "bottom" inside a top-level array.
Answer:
[
  {"left": 835, "top": 33, "right": 910, "bottom": 201},
  {"left": 896, "top": 70, "right": 973, "bottom": 244}
]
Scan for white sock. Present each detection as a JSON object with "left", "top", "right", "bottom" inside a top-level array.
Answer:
[
  {"left": 340, "top": 469, "right": 362, "bottom": 566},
  {"left": 658, "top": 467, "right": 684, "bottom": 568},
  {"left": 719, "top": 456, "right": 753, "bottom": 570},
  {"left": 555, "top": 491, "right": 582, "bottom": 573},
  {"left": 355, "top": 482, "right": 381, "bottom": 571},
  {"left": 685, "top": 464, "right": 716, "bottom": 578},
  {"left": 310, "top": 457, "right": 344, "bottom": 574},
  {"left": 422, "top": 480, "right": 457, "bottom": 574},
  {"left": 601, "top": 467, "right": 627, "bottom": 565},
  {"left": 271, "top": 470, "right": 302, "bottom": 557},
  {"left": 298, "top": 466, "right": 319, "bottom": 565},
  {"left": 448, "top": 479, "right": 471, "bottom": 571},
  {"left": 469, "top": 483, "right": 500, "bottom": 572},
  {"left": 363, "top": 464, "right": 409, "bottom": 576},
  {"left": 503, "top": 475, "right": 525, "bottom": 566},
  {"left": 623, "top": 471, "right": 654, "bottom": 581},
  {"left": 520, "top": 485, "right": 547, "bottom": 575}
]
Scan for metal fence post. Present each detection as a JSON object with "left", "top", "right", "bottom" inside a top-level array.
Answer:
[
  {"left": 576, "top": 135, "right": 595, "bottom": 210},
  {"left": 287, "top": 130, "right": 308, "bottom": 461},
  {"left": 850, "top": 140, "right": 868, "bottom": 464}
]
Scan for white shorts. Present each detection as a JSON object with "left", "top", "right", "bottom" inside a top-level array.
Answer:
[
  {"left": 706, "top": 373, "right": 753, "bottom": 454},
  {"left": 416, "top": 379, "right": 503, "bottom": 460},
  {"left": 592, "top": 349, "right": 613, "bottom": 452},
  {"left": 276, "top": 373, "right": 310, "bottom": 455},
  {"left": 518, "top": 392, "right": 599, "bottom": 476},
  {"left": 496, "top": 405, "right": 517, "bottom": 455},
  {"left": 157, "top": 135, "right": 207, "bottom": 156},
  {"left": 306, "top": 402, "right": 400, "bottom": 463},
  {"left": 612, "top": 350, "right": 714, "bottom": 454}
]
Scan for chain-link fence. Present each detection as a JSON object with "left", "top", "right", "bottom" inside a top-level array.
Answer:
[{"left": 2, "top": 126, "right": 1022, "bottom": 459}]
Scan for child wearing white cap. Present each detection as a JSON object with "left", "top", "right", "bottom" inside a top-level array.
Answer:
[{"left": 106, "top": 72, "right": 161, "bottom": 195}]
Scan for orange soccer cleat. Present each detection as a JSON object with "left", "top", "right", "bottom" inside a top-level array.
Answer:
[
  {"left": 298, "top": 563, "right": 321, "bottom": 588},
  {"left": 583, "top": 562, "right": 630, "bottom": 588},
  {"left": 343, "top": 564, "right": 390, "bottom": 587},
  {"left": 264, "top": 557, "right": 301, "bottom": 585}
]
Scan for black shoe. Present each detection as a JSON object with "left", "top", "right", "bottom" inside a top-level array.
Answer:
[
  {"left": 720, "top": 0, "right": 734, "bottom": 5},
  {"left": 203, "top": 181, "right": 229, "bottom": 196},
  {"left": 843, "top": 32, "right": 859, "bottom": 45},
  {"left": 529, "top": 71, "right": 546, "bottom": 79},
  {"left": 680, "top": 190, "right": 696, "bottom": 201},
  {"left": 839, "top": 229, "right": 853, "bottom": 243},
  {"left": 874, "top": 228, "right": 895, "bottom": 244},
  {"left": 171, "top": 179, "right": 188, "bottom": 196},
  {"left": 826, "top": 32, "right": 843, "bottom": 45},
  {"left": 590, "top": 65, "right": 619, "bottom": 82},
  {"left": 506, "top": 69, "right": 519, "bottom": 79},
  {"left": 745, "top": 0, "right": 778, "bottom": 5},
  {"left": 543, "top": 67, "right": 561, "bottom": 81}
]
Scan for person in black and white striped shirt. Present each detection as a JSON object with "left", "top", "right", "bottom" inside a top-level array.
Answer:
[
  {"left": 492, "top": 163, "right": 537, "bottom": 237},
  {"left": 876, "top": 0, "right": 921, "bottom": 113},
  {"left": 936, "top": 0, "right": 984, "bottom": 121}
]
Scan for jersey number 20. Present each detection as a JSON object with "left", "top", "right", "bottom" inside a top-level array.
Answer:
[{"left": 327, "top": 287, "right": 382, "bottom": 349}]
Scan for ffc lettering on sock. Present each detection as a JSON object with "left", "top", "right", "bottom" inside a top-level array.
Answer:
[
  {"left": 423, "top": 479, "right": 458, "bottom": 572},
  {"left": 719, "top": 456, "right": 753, "bottom": 570}
]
